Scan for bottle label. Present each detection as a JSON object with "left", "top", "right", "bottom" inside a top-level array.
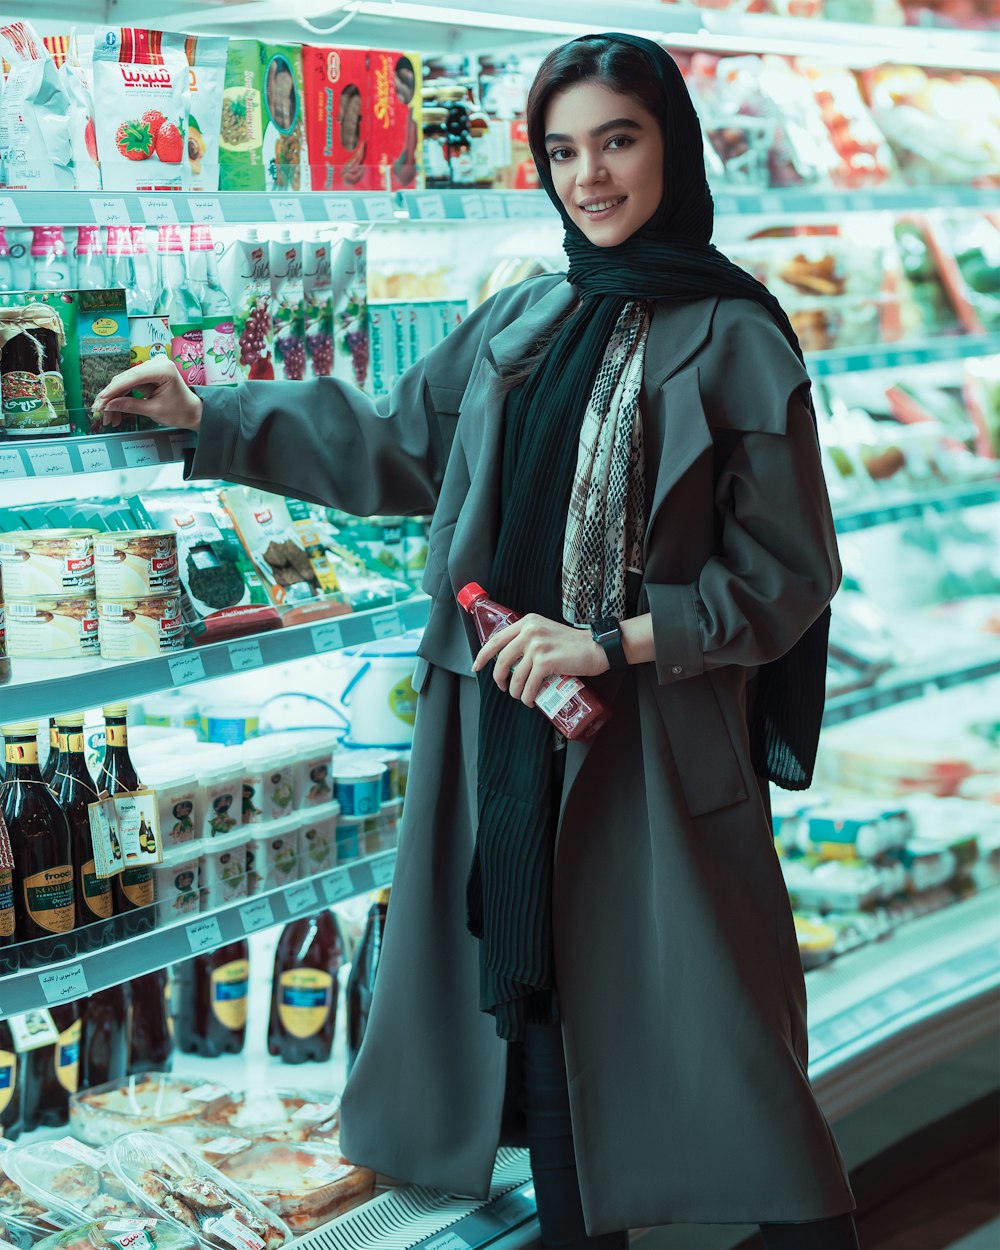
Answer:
[
  {"left": 120, "top": 866, "right": 153, "bottom": 909},
  {"left": 106, "top": 724, "right": 128, "bottom": 748},
  {"left": 0, "top": 868, "right": 14, "bottom": 937},
  {"left": 535, "top": 675, "right": 585, "bottom": 719},
  {"left": 49, "top": 725, "right": 60, "bottom": 749},
  {"left": 5, "top": 739, "right": 38, "bottom": 765},
  {"left": 82, "top": 860, "right": 114, "bottom": 920},
  {"left": 278, "top": 969, "right": 334, "bottom": 1039},
  {"left": 0, "top": 1049, "right": 16, "bottom": 1114},
  {"left": 203, "top": 318, "right": 238, "bottom": 386},
  {"left": 210, "top": 959, "right": 250, "bottom": 1030},
  {"left": 55, "top": 1018, "right": 81, "bottom": 1093},
  {"left": 24, "top": 865, "right": 75, "bottom": 933},
  {"left": 62, "top": 732, "right": 86, "bottom": 754},
  {"left": 170, "top": 325, "right": 206, "bottom": 387}
]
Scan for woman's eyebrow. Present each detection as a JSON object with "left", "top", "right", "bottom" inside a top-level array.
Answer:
[{"left": 544, "top": 117, "right": 643, "bottom": 143}]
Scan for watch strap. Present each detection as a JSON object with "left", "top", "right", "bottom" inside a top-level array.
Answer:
[{"left": 591, "top": 617, "right": 628, "bottom": 671}]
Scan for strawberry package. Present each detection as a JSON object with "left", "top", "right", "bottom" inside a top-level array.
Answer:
[
  {"left": 43, "top": 33, "right": 101, "bottom": 191},
  {"left": 181, "top": 34, "right": 229, "bottom": 192},
  {"left": 0, "top": 21, "right": 75, "bottom": 190},
  {"left": 93, "top": 27, "right": 189, "bottom": 192},
  {"left": 218, "top": 228, "right": 274, "bottom": 381}
]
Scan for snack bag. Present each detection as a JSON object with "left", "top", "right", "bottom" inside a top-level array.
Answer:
[
  {"left": 92, "top": 27, "right": 189, "bottom": 193},
  {"left": 0, "top": 21, "right": 74, "bottom": 190},
  {"left": 303, "top": 45, "right": 371, "bottom": 190},
  {"left": 218, "top": 229, "right": 273, "bottom": 381},
  {"left": 43, "top": 33, "right": 101, "bottom": 190},
  {"left": 178, "top": 33, "right": 228, "bottom": 192},
  {"left": 330, "top": 233, "right": 369, "bottom": 391},
  {"left": 303, "top": 239, "right": 334, "bottom": 378}
]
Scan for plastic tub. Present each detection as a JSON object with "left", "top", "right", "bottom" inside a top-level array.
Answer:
[
  {"left": 245, "top": 818, "right": 299, "bottom": 895},
  {"left": 297, "top": 801, "right": 340, "bottom": 877},
  {"left": 340, "top": 747, "right": 400, "bottom": 803},
  {"left": 152, "top": 851, "right": 200, "bottom": 925},
  {"left": 333, "top": 758, "right": 384, "bottom": 817},
  {"left": 197, "top": 752, "right": 243, "bottom": 840},
  {"left": 284, "top": 732, "right": 340, "bottom": 810},
  {"left": 197, "top": 1090, "right": 340, "bottom": 1144},
  {"left": 201, "top": 702, "right": 260, "bottom": 747},
  {"left": 3, "top": 1137, "right": 145, "bottom": 1224},
  {"left": 0, "top": 1141, "right": 66, "bottom": 1241},
  {"left": 138, "top": 691, "right": 201, "bottom": 733},
  {"left": 69, "top": 1075, "right": 228, "bottom": 1147},
  {"left": 198, "top": 833, "right": 248, "bottom": 910},
  {"left": 241, "top": 739, "right": 299, "bottom": 822},
  {"left": 141, "top": 761, "right": 201, "bottom": 853}
]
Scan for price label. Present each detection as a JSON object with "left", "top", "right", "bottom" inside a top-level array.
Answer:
[
  {"left": 322, "top": 872, "right": 353, "bottom": 904},
  {"left": 285, "top": 880, "right": 318, "bottom": 916},
  {"left": 373, "top": 609, "right": 403, "bottom": 640},
  {"left": 91, "top": 197, "right": 129, "bottom": 225},
  {"left": 239, "top": 897, "right": 275, "bottom": 933},
  {"left": 291, "top": 1101, "right": 336, "bottom": 1123},
  {"left": 415, "top": 193, "right": 447, "bottom": 220},
  {"left": 140, "top": 197, "right": 179, "bottom": 224},
  {"left": 53, "top": 1137, "right": 106, "bottom": 1166},
  {"left": 0, "top": 197, "right": 22, "bottom": 224},
  {"left": 103, "top": 1222, "right": 158, "bottom": 1234},
  {"left": 853, "top": 193, "right": 875, "bottom": 212},
  {"left": 323, "top": 196, "right": 358, "bottom": 222},
  {"left": 39, "top": 964, "right": 89, "bottom": 1005},
  {"left": 0, "top": 447, "right": 26, "bottom": 478},
  {"left": 866, "top": 352, "right": 890, "bottom": 371},
  {"left": 483, "top": 195, "right": 505, "bottom": 219},
  {"left": 209, "top": 1211, "right": 265, "bottom": 1250},
  {"left": 79, "top": 442, "right": 114, "bottom": 473},
  {"left": 822, "top": 194, "right": 845, "bottom": 213},
  {"left": 363, "top": 195, "right": 394, "bottom": 221},
  {"left": 185, "top": 1081, "right": 229, "bottom": 1102},
  {"left": 168, "top": 652, "right": 207, "bottom": 686},
  {"left": 186, "top": 916, "right": 223, "bottom": 953},
  {"left": 229, "top": 639, "right": 263, "bottom": 672},
  {"left": 121, "top": 437, "right": 159, "bottom": 468},
  {"left": 27, "top": 445, "right": 74, "bottom": 477},
  {"left": 371, "top": 857, "right": 395, "bottom": 888},
  {"left": 202, "top": 1136, "right": 251, "bottom": 1157},
  {"left": 459, "top": 193, "right": 485, "bottom": 219},
  {"left": 424, "top": 1233, "right": 471, "bottom": 1250},
  {"left": 270, "top": 197, "right": 305, "bottom": 222},
  {"left": 191, "top": 197, "right": 225, "bottom": 223},
  {"left": 312, "top": 620, "right": 344, "bottom": 653}
]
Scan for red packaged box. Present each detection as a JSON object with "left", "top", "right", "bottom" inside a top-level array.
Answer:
[
  {"left": 367, "top": 48, "right": 422, "bottom": 190},
  {"left": 304, "top": 45, "right": 372, "bottom": 190}
]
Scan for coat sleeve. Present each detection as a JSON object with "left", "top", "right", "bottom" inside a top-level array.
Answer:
[
  {"left": 185, "top": 286, "right": 507, "bottom": 517},
  {"left": 645, "top": 303, "right": 841, "bottom": 685}
]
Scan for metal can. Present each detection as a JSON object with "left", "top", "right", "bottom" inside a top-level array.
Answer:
[
  {"left": 94, "top": 530, "right": 179, "bottom": 598},
  {"left": 98, "top": 594, "right": 186, "bottom": 659},
  {"left": 5, "top": 596, "right": 100, "bottom": 658},
  {"left": 0, "top": 529, "right": 96, "bottom": 597}
]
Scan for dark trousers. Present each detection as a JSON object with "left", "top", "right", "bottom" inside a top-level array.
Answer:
[{"left": 517, "top": 1020, "right": 860, "bottom": 1250}]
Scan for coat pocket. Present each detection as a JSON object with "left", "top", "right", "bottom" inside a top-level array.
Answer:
[{"left": 650, "top": 671, "right": 748, "bottom": 817}]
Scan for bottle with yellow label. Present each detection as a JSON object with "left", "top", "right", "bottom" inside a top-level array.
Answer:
[
  {"left": 97, "top": 705, "right": 153, "bottom": 928},
  {"left": 0, "top": 1018, "right": 23, "bottom": 1140},
  {"left": 23, "top": 1003, "right": 80, "bottom": 1130},
  {"left": 52, "top": 713, "right": 114, "bottom": 930},
  {"left": 1, "top": 722, "right": 76, "bottom": 942},
  {"left": 173, "top": 940, "right": 250, "bottom": 1057},
  {"left": 267, "top": 911, "right": 344, "bottom": 1064},
  {"left": 41, "top": 718, "right": 60, "bottom": 788}
]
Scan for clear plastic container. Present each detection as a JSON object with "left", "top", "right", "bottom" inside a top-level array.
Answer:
[
  {"left": 155, "top": 1124, "right": 253, "bottom": 1168},
  {"left": 217, "top": 1142, "right": 373, "bottom": 1234},
  {"left": 0, "top": 1142, "right": 67, "bottom": 1241},
  {"left": 69, "top": 1075, "right": 229, "bottom": 1147},
  {"left": 196, "top": 1090, "right": 340, "bottom": 1145},
  {"left": 3, "top": 1139, "right": 147, "bottom": 1224},
  {"left": 198, "top": 834, "right": 248, "bottom": 911},
  {"left": 33, "top": 1221, "right": 199, "bottom": 1250}
]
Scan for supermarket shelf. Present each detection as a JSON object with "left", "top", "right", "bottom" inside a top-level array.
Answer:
[
  {"left": 833, "top": 479, "right": 1000, "bottom": 533},
  {"left": 0, "top": 427, "right": 192, "bottom": 480},
  {"left": 823, "top": 647, "right": 1000, "bottom": 726},
  {"left": 0, "top": 848, "right": 397, "bottom": 1017},
  {"left": 0, "top": 597, "right": 432, "bottom": 722},
  {"left": 807, "top": 334, "right": 1000, "bottom": 377}
]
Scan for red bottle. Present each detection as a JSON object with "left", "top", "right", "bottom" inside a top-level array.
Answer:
[{"left": 457, "top": 583, "right": 611, "bottom": 740}]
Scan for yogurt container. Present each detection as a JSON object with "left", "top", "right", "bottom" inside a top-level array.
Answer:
[
  {"left": 0, "top": 528, "right": 95, "bottom": 597},
  {"left": 152, "top": 850, "right": 200, "bottom": 923},
  {"left": 94, "top": 529, "right": 179, "bottom": 597},
  {"left": 201, "top": 700, "right": 260, "bottom": 746},
  {"left": 297, "top": 800, "right": 340, "bottom": 876},
  {"left": 198, "top": 752, "right": 244, "bottom": 839},
  {"left": 242, "top": 737, "right": 299, "bottom": 820},
  {"left": 142, "top": 759, "right": 202, "bottom": 851},
  {"left": 333, "top": 757, "right": 385, "bottom": 817},
  {"left": 97, "top": 593, "right": 186, "bottom": 659},
  {"left": 335, "top": 815, "right": 362, "bottom": 862},
  {"left": 199, "top": 831, "right": 248, "bottom": 909},
  {"left": 339, "top": 746, "right": 401, "bottom": 803},
  {"left": 292, "top": 732, "right": 339, "bottom": 810},
  {"left": 6, "top": 595, "right": 99, "bottom": 658},
  {"left": 247, "top": 816, "right": 300, "bottom": 893},
  {"left": 140, "top": 690, "right": 202, "bottom": 732}
]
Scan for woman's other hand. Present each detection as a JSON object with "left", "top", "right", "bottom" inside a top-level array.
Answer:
[
  {"left": 93, "top": 356, "right": 203, "bottom": 432},
  {"left": 472, "top": 614, "right": 609, "bottom": 707}
]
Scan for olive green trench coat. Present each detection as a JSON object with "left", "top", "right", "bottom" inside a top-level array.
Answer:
[{"left": 189, "top": 273, "right": 856, "bottom": 1236}]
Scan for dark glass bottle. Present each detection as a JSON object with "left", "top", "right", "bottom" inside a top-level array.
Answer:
[
  {"left": 0, "top": 804, "right": 15, "bottom": 948},
  {"left": 128, "top": 969, "right": 173, "bottom": 1073},
  {"left": 53, "top": 714, "right": 114, "bottom": 928},
  {"left": 97, "top": 704, "right": 153, "bottom": 923},
  {"left": 23, "top": 1002, "right": 80, "bottom": 1130},
  {"left": 1, "top": 722, "right": 76, "bottom": 943},
  {"left": 267, "top": 912, "right": 343, "bottom": 1064},
  {"left": 0, "top": 1018, "right": 23, "bottom": 1140},
  {"left": 79, "top": 984, "right": 131, "bottom": 1090},
  {"left": 173, "top": 941, "right": 250, "bottom": 1058},
  {"left": 346, "top": 889, "right": 390, "bottom": 1074},
  {"left": 41, "top": 719, "right": 59, "bottom": 788}
]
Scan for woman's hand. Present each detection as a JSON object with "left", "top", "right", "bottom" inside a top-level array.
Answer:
[
  {"left": 472, "top": 614, "right": 609, "bottom": 707},
  {"left": 93, "top": 356, "right": 203, "bottom": 432}
]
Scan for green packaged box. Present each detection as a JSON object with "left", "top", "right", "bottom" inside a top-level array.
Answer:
[{"left": 219, "top": 40, "right": 307, "bottom": 192}]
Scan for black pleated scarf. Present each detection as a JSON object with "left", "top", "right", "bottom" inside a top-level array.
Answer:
[{"left": 467, "top": 33, "right": 832, "bottom": 1041}]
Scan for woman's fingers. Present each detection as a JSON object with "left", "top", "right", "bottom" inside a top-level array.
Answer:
[{"left": 95, "top": 356, "right": 175, "bottom": 406}]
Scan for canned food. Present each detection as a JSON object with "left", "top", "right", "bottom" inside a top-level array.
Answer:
[
  {"left": 98, "top": 594, "right": 186, "bottom": 659},
  {"left": 94, "top": 530, "right": 179, "bottom": 598},
  {"left": 0, "top": 529, "right": 96, "bottom": 597},
  {"left": 6, "top": 596, "right": 100, "bottom": 658}
]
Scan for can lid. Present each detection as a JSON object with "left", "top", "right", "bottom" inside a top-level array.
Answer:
[{"left": 456, "top": 582, "right": 487, "bottom": 611}]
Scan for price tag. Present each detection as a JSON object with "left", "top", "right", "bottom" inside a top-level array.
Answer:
[
  {"left": 0, "top": 197, "right": 22, "bottom": 224},
  {"left": 0, "top": 447, "right": 26, "bottom": 478},
  {"left": 27, "top": 445, "right": 74, "bottom": 477},
  {"left": 371, "top": 857, "right": 395, "bottom": 888},
  {"left": 459, "top": 192, "right": 485, "bottom": 219},
  {"left": 424, "top": 1233, "right": 471, "bottom": 1250},
  {"left": 191, "top": 197, "right": 225, "bottom": 223},
  {"left": 312, "top": 620, "right": 344, "bottom": 653},
  {"left": 39, "top": 964, "right": 89, "bottom": 1005},
  {"left": 169, "top": 652, "right": 207, "bottom": 686},
  {"left": 121, "top": 437, "right": 159, "bottom": 468},
  {"left": 323, "top": 196, "right": 358, "bottom": 222},
  {"left": 373, "top": 609, "right": 403, "bottom": 639},
  {"left": 52, "top": 1137, "right": 107, "bottom": 1166},
  {"left": 239, "top": 897, "right": 275, "bottom": 933},
  {"left": 866, "top": 352, "right": 890, "bottom": 371},
  {"left": 483, "top": 195, "right": 505, "bottom": 219},
  {"left": 322, "top": 872, "right": 353, "bottom": 904},
  {"left": 760, "top": 193, "right": 784, "bottom": 214},
  {"left": 415, "top": 193, "right": 447, "bottom": 220},
  {"left": 291, "top": 1100, "right": 336, "bottom": 1123},
  {"left": 103, "top": 1221, "right": 158, "bottom": 1234},
  {"left": 185, "top": 1081, "right": 229, "bottom": 1102},
  {"left": 822, "top": 194, "right": 845, "bottom": 213},
  {"left": 140, "top": 197, "right": 179, "bottom": 224},
  {"left": 270, "top": 197, "right": 305, "bottom": 222},
  {"left": 91, "top": 197, "right": 129, "bottom": 225},
  {"left": 362, "top": 195, "right": 394, "bottom": 221},
  {"left": 79, "top": 442, "right": 114, "bottom": 474},
  {"left": 186, "top": 916, "right": 222, "bottom": 953},
  {"left": 285, "top": 880, "right": 318, "bottom": 916},
  {"left": 202, "top": 1136, "right": 251, "bottom": 1158},
  {"left": 229, "top": 639, "right": 263, "bottom": 672},
  {"left": 208, "top": 1211, "right": 265, "bottom": 1250}
]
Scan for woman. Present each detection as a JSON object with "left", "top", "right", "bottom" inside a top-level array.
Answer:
[{"left": 96, "top": 33, "right": 861, "bottom": 1250}]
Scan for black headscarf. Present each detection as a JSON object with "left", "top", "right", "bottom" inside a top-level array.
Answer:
[{"left": 468, "top": 33, "right": 831, "bottom": 1042}]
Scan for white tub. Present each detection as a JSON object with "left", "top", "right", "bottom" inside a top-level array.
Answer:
[{"left": 199, "top": 832, "right": 248, "bottom": 909}]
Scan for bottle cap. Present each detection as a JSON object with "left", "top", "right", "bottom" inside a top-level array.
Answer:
[
  {"left": 2, "top": 722, "right": 38, "bottom": 737},
  {"left": 456, "top": 582, "right": 487, "bottom": 611},
  {"left": 102, "top": 703, "right": 129, "bottom": 718},
  {"left": 55, "top": 712, "right": 85, "bottom": 728}
]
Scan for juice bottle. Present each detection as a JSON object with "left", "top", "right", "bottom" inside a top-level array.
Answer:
[
  {"left": 53, "top": 714, "right": 114, "bottom": 927},
  {"left": 267, "top": 911, "right": 343, "bottom": 1064},
  {"left": 131, "top": 227, "right": 159, "bottom": 315},
  {"left": 271, "top": 230, "right": 306, "bottom": 382},
  {"left": 0, "top": 228, "right": 14, "bottom": 293},
  {"left": 456, "top": 583, "right": 612, "bottom": 740},
  {"left": 189, "top": 226, "right": 236, "bottom": 387},
  {"left": 1, "top": 722, "right": 76, "bottom": 942},
  {"left": 346, "top": 889, "right": 390, "bottom": 1074},
  {"left": 30, "top": 227, "right": 73, "bottom": 291},
  {"left": 79, "top": 984, "right": 130, "bottom": 1090},
  {"left": 23, "top": 1003, "right": 81, "bottom": 1130},
  {"left": 173, "top": 940, "right": 250, "bottom": 1057},
  {"left": 96, "top": 704, "right": 153, "bottom": 926},
  {"left": 0, "top": 1019, "right": 23, "bottom": 1140},
  {"left": 128, "top": 969, "right": 173, "bottom": 1073},
  {"left": 41, "top": 717, "right": 60, "bottom": 787},
  {"left": 74, "top": 226, "right": 107, "bottom": 291},
  {"left": 156, "top": 226, "right": 205, "bottom": 387}
]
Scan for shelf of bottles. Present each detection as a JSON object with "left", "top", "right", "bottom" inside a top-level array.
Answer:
[{"left": 832, "top": 479, "right": 1000, "bottom": 534}]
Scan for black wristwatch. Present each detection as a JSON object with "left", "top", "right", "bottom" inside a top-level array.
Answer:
[{"left": 591, "top": 616, "right": 629, "bottom": 671}]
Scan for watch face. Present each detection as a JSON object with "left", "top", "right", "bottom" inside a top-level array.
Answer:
[{"left": 593, "top": 618, "right": 618, "bottom": 642}]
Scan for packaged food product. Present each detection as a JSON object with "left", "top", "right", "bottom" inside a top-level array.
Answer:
[
  {"left": 97, "top": 595, "right": 185, "bottom": 660},
  {"left": 219, "top": 1142, "right": 373, "bottom": 1233},
  {"left": 0, "top": 1141, "right": 65, "bottom": 1238},
  {"left": 0, "top": 530, "right": 95, "bottom": 598},
  {"left": 333, "top": 758, "right": 385, "bottom": 817},
  {"left": 201, "top": 704, "right": 259, "bottom": 749},
  {"left": 330, "top": 234, "right": 369, "bottom": 390},
  {"left": 269, "top": 235, "right": 305, "bottom": 383},
  {"left": 793, "top": 61, "right": 895, "bottom": 187},
  {"left": 240, "top": 741, "right": 297, "bottom": 822},
  {"left": 0, "top": 302, "right": 69, "bottom": 437},
  {"left": 288, "top": 732, "right": 338, "bottom": 809},
  {"left": 76, "top": 291, "right": 133, "bottom": 433},
  {"left": 368, "top": 49, "right": 421, "bottom": 191},
  {"left": 198, "top": 833, "right": 247, "bottom": 909},
  {"left": 334, "top": 815, "right": 361, "bottom": 862},
  {"left": 43, "top": 34, "right": 101, "bottom": 192},
  {"left": 303, "top": 46, "right": 371, "bottom": 190},
  {"left": 94, "top": 532, "right": 179, "bottom": 599},
  {"left": 245, "top": 819, "right": 298, "bottom": 894},
  {"left": 302, "top": 240, "right": 334, "bottom": 379},
  {"left": 69, "top": 1075, "right": 228, "bottom": 1147},
  {"left": 109, "top": 1134, "right": 289, "bottom": 1250},
  {"left": 197, "top": 752, "right": 243, "bottom": 839},
  {"left": 179, "top": 35, "right": 229, "bottom": 192},
  {"left": 5, "top": 596, "right": 99, "bottom": 659},
  {"left": 296, "top": 803, "right": 339, "bottom": 876},
  {"left": 0, "top": 23, "right": 74, "bottom": 190},
  {"left": 151, "top": 852, "right": 200, "bottom": 923},
  {"left": 33, "top": 1221, "right": 199, "bottom": 1250},
  {"left": 219, "top": 41, "right": 306, "bottom": 192},
  {"left": 3, "top": 1138, "right": 142, "bottom": 1224},
  {"left": 376, "top": 797, "right": 403, "bottom": 849},
  {"left": 198, "top": 1090, "right": 339, "bottom": 1144},
  {"left": 342, "top": 748, "right": 400, "bottom": 803},
  {"left": 154, "top": 1124, "right": 252, "bottom": 1167},
  {"left": 92, "top": 28, "right": 189, "bottom": 193},
  {"left": 217, "top": 232, "right": 273, "bottom": 383}
]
